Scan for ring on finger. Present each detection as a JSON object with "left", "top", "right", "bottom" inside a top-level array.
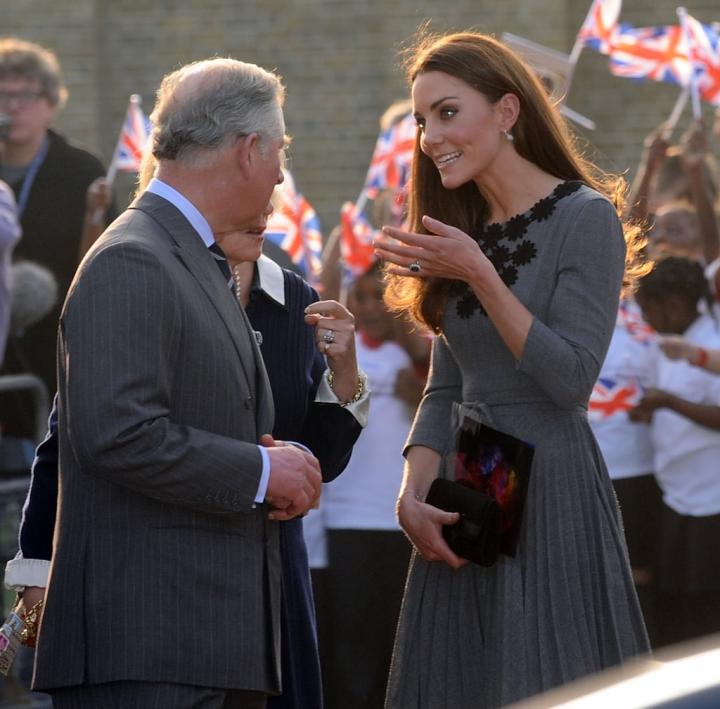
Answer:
[
  {"left": 323, "top": 329, "right": 335, "bottom": 344},
  {"left": 409, "top": 260, "right": 421, "bottom": 273}
]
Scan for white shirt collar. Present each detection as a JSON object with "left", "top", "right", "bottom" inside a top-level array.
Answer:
[
  {"left": 146, "top": 178, "right": 214, "bottom": 248},
  {"left": 145, "top": 179, "right": 286, "bottom": 306},
  {"left": 256, "top": 254, "right": 286, "bottom": 306}
]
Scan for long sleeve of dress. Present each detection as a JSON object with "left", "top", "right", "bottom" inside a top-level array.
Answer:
[{"left": 517, "top": 198, "right": 625, "bottom": 409}]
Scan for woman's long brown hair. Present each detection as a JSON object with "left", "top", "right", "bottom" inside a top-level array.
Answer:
[{"left": 384, "top": 30, "right": 647, "bottom": 333}]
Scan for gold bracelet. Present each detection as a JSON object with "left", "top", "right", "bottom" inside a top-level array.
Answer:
[
  {"left": 327, "top": 370, "right": 364, "bottom": 406},
  {"left": 20, "top": 598, "right": 44, "bottom": 647}
]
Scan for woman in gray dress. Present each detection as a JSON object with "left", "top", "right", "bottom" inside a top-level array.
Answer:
[{"left": 374, "top": 31, "right": 650, "bottom": 708}]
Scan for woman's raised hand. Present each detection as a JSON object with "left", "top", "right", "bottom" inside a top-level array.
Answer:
[{"left": 375, "top": 215, "right": 490, "bottom": 283}]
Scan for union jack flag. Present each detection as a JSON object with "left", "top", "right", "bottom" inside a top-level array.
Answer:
[
  {"left": 607, "top": 24, "right": 691, "bottom": 85},
  {"left": 363, "top": 112, "right": 417, "bottom": 198},
  {"left": 588, "top": 377, "right": 642, "bottom": 420},
  {"left": 617, "top": 300, "right": 656, "bottom": 345},
  {"left": 340, "top": 201, "right": 378, "bottom": 280},
  {"left": 265, "top": 170, "right": 323, "bottom": 283},
  {"left": 577, "top": 0, "right": 623, "bottom": 55},
  {"left": 113, "top": 94, "right": 152, "bottom": 173},
  {"left": 681, "top": 12, "right": 720, "bottom": 106}
]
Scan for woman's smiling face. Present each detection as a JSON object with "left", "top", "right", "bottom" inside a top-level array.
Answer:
[{"left": 412, "top": 70, "right": 507, "bottom": 189}]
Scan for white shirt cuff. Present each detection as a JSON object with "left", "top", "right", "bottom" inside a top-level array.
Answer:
[
  {"left": 4, "top": 556, "right": 51, "bottom": 591},
  {"left": 255, "top": 445, "right": 270, "bottom": 503},
  {"left": 315, "top": 369, "right": 370, "bottom": 428}
]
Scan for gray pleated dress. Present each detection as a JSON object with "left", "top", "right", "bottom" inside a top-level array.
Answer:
[{"left": 385, "top": 183, "right": 651, "bottom": 709}]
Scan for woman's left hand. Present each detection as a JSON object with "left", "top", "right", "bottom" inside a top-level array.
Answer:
[
  {"left": 305, "top": 300, "right": 359, "bottom": 401},
  {"left": 374, "top": 215, "right": 490, "bottom": 283}
]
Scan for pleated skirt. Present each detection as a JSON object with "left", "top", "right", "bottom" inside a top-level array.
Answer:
[{"left": 385, "top": 402, "right": 650, "bottom": 709}]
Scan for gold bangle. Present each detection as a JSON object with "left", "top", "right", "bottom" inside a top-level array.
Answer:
[
  {"left": 327, "top": 370, "right": 364, "bottom": 406},
  {"left": 20, "top": 598, "right": 44, "bottom": 647}
]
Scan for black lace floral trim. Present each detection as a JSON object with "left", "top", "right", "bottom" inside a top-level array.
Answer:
[{"left": 455, "top": 180, "right": 583, "bottom": 318}]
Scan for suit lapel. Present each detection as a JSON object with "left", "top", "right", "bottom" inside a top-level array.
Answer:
[{"left": 129, "top": 192, "right": 259, "bottom": 400}]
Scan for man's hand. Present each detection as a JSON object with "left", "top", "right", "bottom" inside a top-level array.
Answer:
[{"left": 261, "top": 434, "right": 321, "bottom": 521}]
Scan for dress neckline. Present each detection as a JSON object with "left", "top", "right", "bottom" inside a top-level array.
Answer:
[
  {"left": 480, "top": 180, "right": 583, "bottom": 239},
  {"left": 454, "top": 180, "right": 584, "bottom": 320}
]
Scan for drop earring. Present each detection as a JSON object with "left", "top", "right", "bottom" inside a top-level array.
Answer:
[{"left": 503, "top": 129, "right": 514, "bottom": 142}]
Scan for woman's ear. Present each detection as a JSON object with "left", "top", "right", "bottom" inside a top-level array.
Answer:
[{"left": 497, "top": 93, "right": 520, "bottom": 133}]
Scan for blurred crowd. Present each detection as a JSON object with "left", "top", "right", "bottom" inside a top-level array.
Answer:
[{"left": 1, "top": 32, "right": 720, "bottom": 709}]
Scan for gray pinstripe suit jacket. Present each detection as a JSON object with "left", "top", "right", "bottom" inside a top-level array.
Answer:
[{"left": 33, "top": 192, "right": 281, "bottom": 693}]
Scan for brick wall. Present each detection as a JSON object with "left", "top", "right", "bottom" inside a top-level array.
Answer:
[{"left": 3, "top": 0, "right": 718, "bottom": 231}]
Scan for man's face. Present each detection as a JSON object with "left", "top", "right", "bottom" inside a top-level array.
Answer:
[
  {"left": 213, "top": 132, "right": 286, "bottom": 264},
  {"left": 249, "top": 133, "right": 287, "bottom": 212},
  {"left": 0, "top": 76, "right": 56, "bottom": 148},
  {"left": 234, "top": 131, "right": 286, "bottom": 227}
]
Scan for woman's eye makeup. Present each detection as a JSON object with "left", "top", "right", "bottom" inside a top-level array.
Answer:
[{"left": 439, "top": 106, "right": 457, "bottom": 119}]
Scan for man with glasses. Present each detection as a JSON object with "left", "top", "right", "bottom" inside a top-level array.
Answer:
[{"left": 0, "top": 37, "right": 111, "bottom": 440}]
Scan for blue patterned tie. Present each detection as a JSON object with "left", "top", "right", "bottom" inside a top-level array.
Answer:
[{"left": 207, "top": 243, "right": 262, "bottom": 346}]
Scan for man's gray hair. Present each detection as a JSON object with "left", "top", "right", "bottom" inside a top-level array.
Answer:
[{"left": 150, "top": 57, "right": 285, "bottom": 163}]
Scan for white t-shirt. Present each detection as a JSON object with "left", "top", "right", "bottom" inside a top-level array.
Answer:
[
  {"left": 322, "top": 336, "right": 414, "bottom": 530},
  {"left": 588, "top": 300, "right": 656, "bottom": 480},
  {"left": 649, "top": 313, "right": 720, "bottom": 516}
]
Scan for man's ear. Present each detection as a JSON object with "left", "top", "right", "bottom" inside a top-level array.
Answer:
[{"left": 235, "top": 132, "right": 260, "bottom": 179}]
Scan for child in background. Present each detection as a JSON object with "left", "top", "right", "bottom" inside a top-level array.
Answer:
[
  {"left": 646, "top": 200, "right": 703, "bottom": 262},
  {"left": 588, "top": 297, "right": 661, "bottom": 643},
  {"left": 313, "top": 261, "right": 428, "bottom": 709},
  {"left": 628, "top": 119, "right": 719, "bottom": 293},
  {"left": 630, "top": 256, "right": 720, "bottom": 647}
]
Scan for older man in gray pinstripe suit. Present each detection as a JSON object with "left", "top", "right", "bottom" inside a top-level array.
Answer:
[{"left": 31, "top": 58, "right": 322, "bottom": 709}]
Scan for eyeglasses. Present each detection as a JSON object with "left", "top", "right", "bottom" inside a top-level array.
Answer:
[{"left": 0, "top": 90, "right": 45, "bottom": 109}]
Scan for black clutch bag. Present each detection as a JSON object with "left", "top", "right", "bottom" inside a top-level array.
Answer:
[
  {"left": 450, "top": 417, "right": 534, "bottom": 558},
  {"left": 425, "top": 477, "right": 501, "bottom": 567}
]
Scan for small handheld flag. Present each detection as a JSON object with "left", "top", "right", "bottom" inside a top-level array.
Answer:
[
  {"left": 363, "top": 112, "right": 416, "bottom": 199},
  {"left": 571, "top": 0, "right": 623, "bottom": 61},
  {"left": 106, "top": 94, "right": 152, "bottom": 185},
  {"left": 340, "top": 201, "right": 377, "bottom": 281},
  {"left": 265, "top": 169, "right": 323, "bottom": 283}
]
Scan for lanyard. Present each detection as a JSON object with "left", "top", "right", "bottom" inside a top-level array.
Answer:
[{"left": 16, "top": 137, "right": 49, "bottom": 218}]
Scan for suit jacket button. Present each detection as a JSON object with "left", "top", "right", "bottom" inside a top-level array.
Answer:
[{"left": 244, "top": 395, "right": 253, "bottom": 410}]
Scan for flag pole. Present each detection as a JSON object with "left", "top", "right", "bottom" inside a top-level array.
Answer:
[
  {"left": 92, "top": 94, "right": 142, "bottom": 224},
  {"left": 676, "top": 7, "right": 702, "bottom": 119},
  {"left": 568, "top": 0, "right": 597, "bottom": 66},
  {"left": 354, "top": 188, "right": 369, "bottom": 216},
  {"left": 106, "top": 94, "right": 143, "bottom": 187},
  {"left": 663, "top": 87, "right": 690, "bottom": 139}
]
